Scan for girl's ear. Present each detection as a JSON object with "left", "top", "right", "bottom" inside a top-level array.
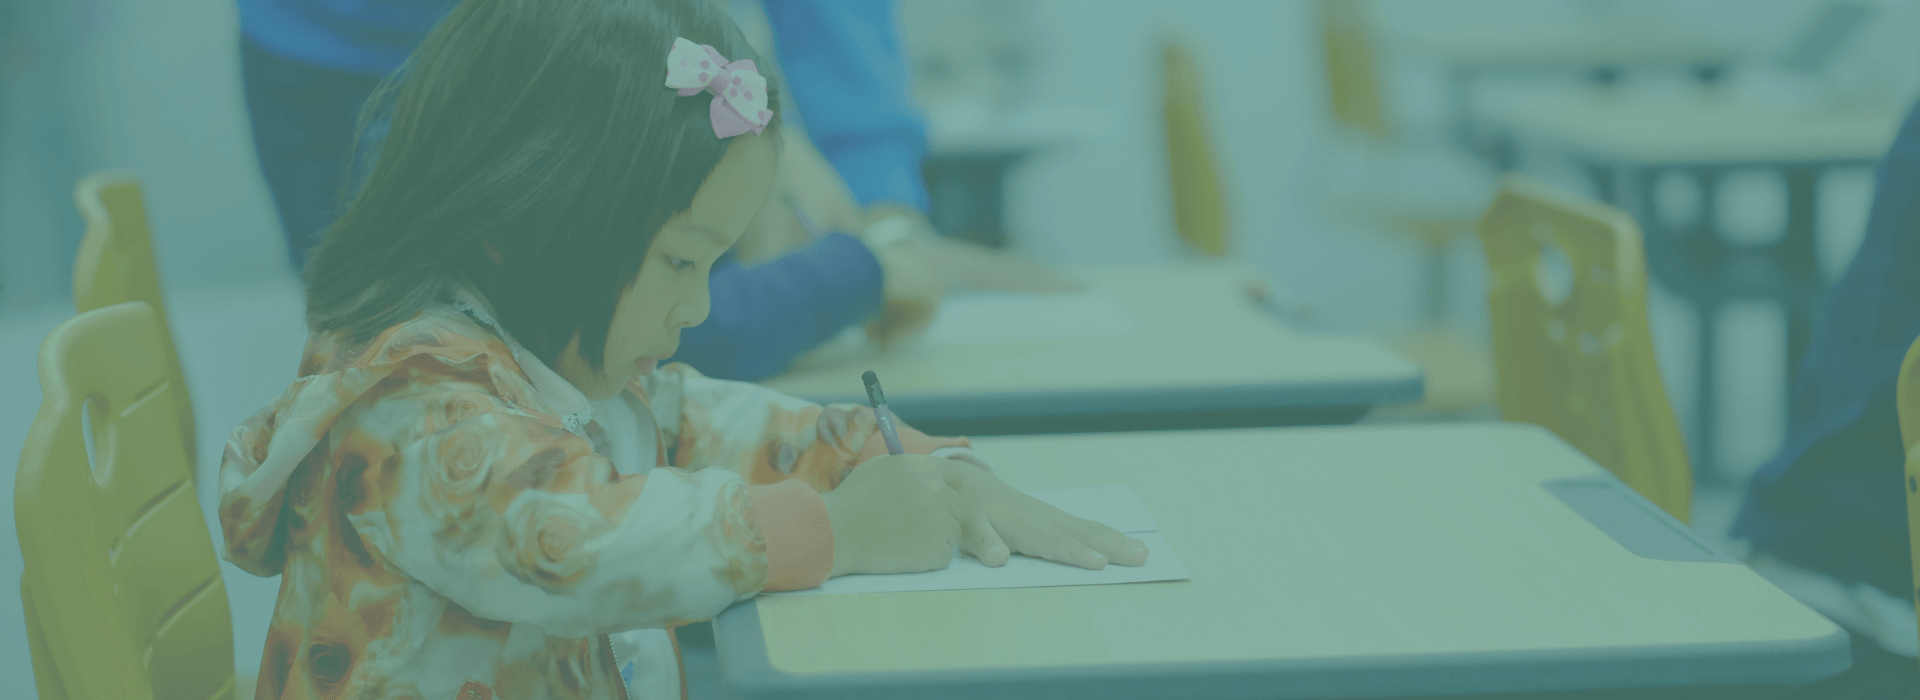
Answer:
[{"left": 482, "top": 241, "right": 505, "bottom": 268}]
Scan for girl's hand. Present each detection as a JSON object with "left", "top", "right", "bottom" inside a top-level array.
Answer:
[
  {"left": 821, "top": 454, "right": 967, "bottom": 577},
  {"left": 937, "top": 462, "right": 1149, "bottom": 570}
]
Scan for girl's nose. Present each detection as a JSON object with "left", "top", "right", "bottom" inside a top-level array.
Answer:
[{"left": 673, "top": 281, "right": 712, "bottom": 329}]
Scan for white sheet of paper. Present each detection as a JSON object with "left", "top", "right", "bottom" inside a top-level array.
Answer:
[
  {"left": 922, "top": 289, "right": 1140, "bottom": 345},
  {"left": 764, "top": 485, "right": 1190, "bottom": 597}
]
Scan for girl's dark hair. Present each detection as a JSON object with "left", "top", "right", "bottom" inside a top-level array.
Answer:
[{"left": 304, "top": 0, "right": 778, "bottom": 371}]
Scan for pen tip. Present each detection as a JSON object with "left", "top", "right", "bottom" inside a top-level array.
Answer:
[{"left": 862, "top": 370, "right": 878, "bottom": 387}]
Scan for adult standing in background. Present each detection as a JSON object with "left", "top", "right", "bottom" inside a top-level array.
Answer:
[
  {"left": 236, "top": 0, "right": 1070, "bottom": 380},
  {"left": 1727, "top": 97, "right": 1920, "bottom": 698}
]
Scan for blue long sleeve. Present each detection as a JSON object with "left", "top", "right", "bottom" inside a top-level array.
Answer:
[
  {"left": 1728, "top": 98, "right": 1920, "bottom": 599},
  {"left": 762, "top": 0, "right": 930, "bottom": 211},
  {"left": 666, "top": 233, "right": 884, "bottom": 382}
]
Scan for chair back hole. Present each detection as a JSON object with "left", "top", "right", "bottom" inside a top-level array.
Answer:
[
  {"left": 1534, "top": 235, "right": 1575, "bottom": 307},
  {"left": 82, "top": 396, "right": 102, "bottom": 480}
]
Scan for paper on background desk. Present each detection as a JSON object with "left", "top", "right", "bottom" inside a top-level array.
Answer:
[
  {"left": 922, "top": 289, "right": 1140, "bottom": 345},
  {"left": 764, "top": 484, "right": 1191, "bottom": 597}
]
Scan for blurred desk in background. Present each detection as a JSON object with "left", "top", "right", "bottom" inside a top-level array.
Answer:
[
  {"left": 1485, "top": 94, "right": 1906, "bottom": 480},
  {"left": 1400, "top": 24, "right": 1746, "bottom": 74},
  {"left": 714, "top": 424, "right": 1848, "bottom": 700},
  {"left": 921, "top": 105, "right": 1087, "bottom": 249},
  {"left": 1396, "top": 23, "right": 1748, "bottom": 167},
  {"left": 763, "top": 262, "right": 1423, "bottom": 436}
]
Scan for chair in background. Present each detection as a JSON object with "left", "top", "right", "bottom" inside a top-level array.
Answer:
[
  {"left": 1478, "top": 175, "right": 1691, "bottom": 521},
  {"left": 1162, "top": 36, "right": 1229, "bottom": 258},
  {"left": 1316, "top": 0, "right": 1498, "bottom": 415},
  {"left": 72, "top": 172, "right": 196, "bottom": 465},
  {"left": 17, "top": 301, "right": 253, "bottom": 699},
  {"left": 1896, "top": 333, "right": 1920, "bottom": 654}
]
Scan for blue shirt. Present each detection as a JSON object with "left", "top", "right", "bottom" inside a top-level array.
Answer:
[
  {"left": 250, "top": 0, "right": 922, "bottom": 381},
  {"left": 1729, "top": 98, "right": 1920, "bottom": 600},
  {"left": 239, "top": 0, "right": 931, "bottom": 212},
  {"left": 664, "top": 233, "right": 883, "bottom": 380},
  {"left": 762, "top": 0, "right": 931, "bottom": 211},
  {"left": 236, "top": 0, "right": 448, "bottom": 76}
]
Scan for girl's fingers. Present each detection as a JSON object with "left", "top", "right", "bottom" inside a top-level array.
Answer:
[
  {"left": 959, "top": 510, "right": 1010, "bottom": 567},
  {"left": 1011, "top": 524, "right": 1108, "bottom": 570},
  {"left": 1074, "top": 521, "right": 1149, "bottom": 567}
]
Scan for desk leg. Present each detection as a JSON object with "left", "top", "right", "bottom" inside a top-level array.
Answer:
[
  {"left": 923, "top": 152, "right": 1028, "bottom": 250},
  {"left": 1695, "top": 298, "right": 1720, "bottom": 482},
  {"left": 1625, "top": 165, "right": 1723, "bottom": 483},
  {"left": 1583, "top": 163, "right": 1620, "bottom": 207},
  {"left": 1779, "top": 165, "right": 1825, "bottom": 375}
]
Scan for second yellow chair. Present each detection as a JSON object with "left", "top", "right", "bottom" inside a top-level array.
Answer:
[
  {"left": 1478, "top": 175, "right": 1692, "bottom": 522},
  {"left": 1894, "top": 333, "right": 1920, "bottom": 653}
]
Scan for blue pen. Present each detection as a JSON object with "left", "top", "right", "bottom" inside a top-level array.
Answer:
[{"left": 862, "top": 371, "right": 906, "bottom": 455}]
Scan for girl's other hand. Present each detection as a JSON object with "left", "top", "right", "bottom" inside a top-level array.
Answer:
[
  {"left": 821, "top": 454, "right": 966, "bottom": 577},
  {"left": 936, "top": 461, "right": 1149, "bottom": 570}
]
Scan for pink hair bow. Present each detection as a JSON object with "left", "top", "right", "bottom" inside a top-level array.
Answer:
[{"left": 663, "top": 37, "right": 772, "bottom": 138}]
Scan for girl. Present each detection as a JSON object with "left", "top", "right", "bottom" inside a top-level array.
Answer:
[{"left": 215, "top": 0, "right": 1147, "bottom": 698}]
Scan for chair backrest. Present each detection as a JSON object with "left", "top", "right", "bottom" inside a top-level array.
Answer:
[
  {"left": 16, "top": 302, "right": 235, "bottom": 700},
  {"left": 1478, "top": 175, "right": 1692, "bottom": 521},
  {"left": 1316, "top": 0, "right": 1391, "bottom": 143},
  {"left": 72, "top": 172, "right": 196, "bottom": 465},
  {"left": 1161, "top": 37, "right": 1228, "bottom": 257},
  {"left": 1893, "top": 334, "right": 1920, "bottom": 652}
]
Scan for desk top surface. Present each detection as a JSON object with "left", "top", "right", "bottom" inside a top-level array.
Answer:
[
  {"left": 1399, "top": 24, "right": 1747, "bottom": 69},
  {"left": 1485, "top": 93, "right": 1907, "bottom": 165},
  {"left": 762, "top": 263, "right": 1424, "bottom": 419},
  {"left": 715, "top": 424, "right": 1845, "bottom": 699}
]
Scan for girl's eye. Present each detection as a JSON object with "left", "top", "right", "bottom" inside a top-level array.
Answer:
[{"left": 666, "top": 256, "right": 695, "bottom": 272}]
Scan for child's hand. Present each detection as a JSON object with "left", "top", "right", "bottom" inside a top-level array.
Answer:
[
  {"left": 937, "top": 462, "right": 1149, "bottom": 570},
  {"left": 822, "top": 454, "right": 969, "bottom": 577}
]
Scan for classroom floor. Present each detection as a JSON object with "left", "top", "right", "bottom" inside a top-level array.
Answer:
[{"left": 0, "top": 274, "right": 1761, "bottom": 698}]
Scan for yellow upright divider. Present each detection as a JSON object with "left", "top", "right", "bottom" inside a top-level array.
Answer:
[
  {"left": 1478, "top": 175, "right": 1692, "bottom": 521},
  {"left": 16, "top": 302, "right": 240, "bottom": 700},
  {"left": 1318, "top": 0, "right": 1390, "bottom": 143},
  {"left": 1162, "top": 37, "right": 1228, "bottom": 257},
  {"left": 1314, "top": 0, "right": 1496, "bottom": 415}
]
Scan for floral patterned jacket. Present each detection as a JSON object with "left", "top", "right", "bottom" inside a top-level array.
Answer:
[{"left": 217, "top": 299, "right": 977, "bottom": 700}]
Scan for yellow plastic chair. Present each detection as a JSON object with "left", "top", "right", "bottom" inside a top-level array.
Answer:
[
  {"left": 1162, "top": 36, "right": 1229, "bottom": 257},
  {"left": 1319, "top": 0, "right": 1389, "bottom": 144},
  {"left": 73, "top": 172, "right": 196, "bottom": 465},
  {"left": 16, "top": 302, "right": 248, "bottom": 700},
  {"left": 1478, "top": 175, "right": 1692, "bottom": 521},
  {"left": 1317, "top": 0, "right": 1498, "bottom": 415}
]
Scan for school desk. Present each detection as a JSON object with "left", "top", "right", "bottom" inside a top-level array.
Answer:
[
  {"left": 711, "top": 423, "right": 1849, "bottom": 700},
  {"left": 1395, "top": 22, "right": 1747, "bottom": 167},
  {"left": 922, "top": 104, "right": 1092, "bottom": 248},
  {"left": 1482, "top": 93, "right": 1907, "bottom": 481},
  {"left": 760, "top": 262, "right": 1425, "bottom": 436}
]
